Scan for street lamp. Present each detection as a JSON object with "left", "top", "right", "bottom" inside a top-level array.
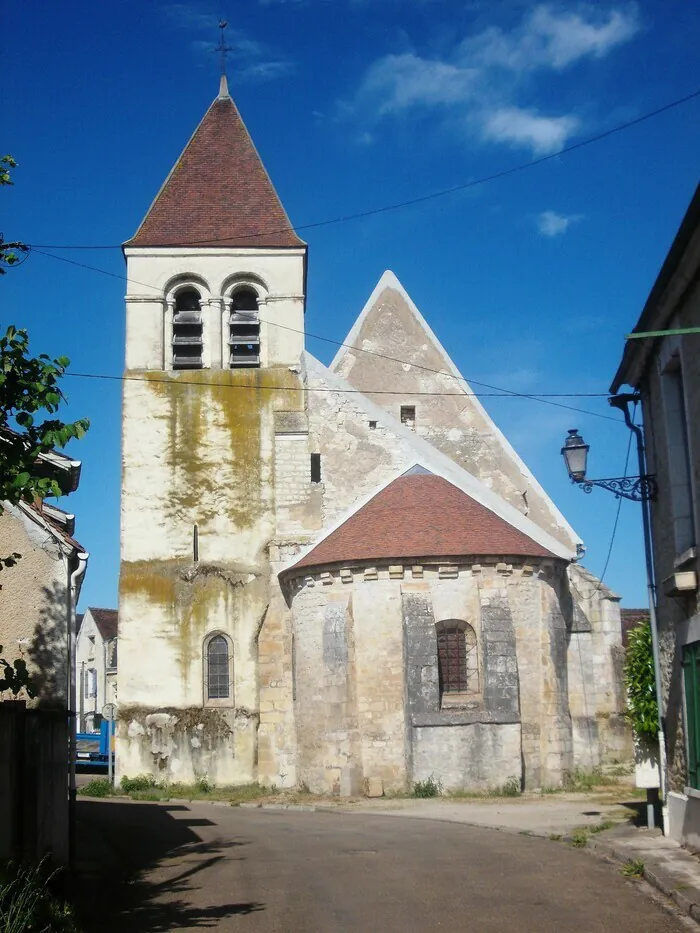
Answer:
[{"left": 560, "top": 428, "right": 657, "bottom": 502}]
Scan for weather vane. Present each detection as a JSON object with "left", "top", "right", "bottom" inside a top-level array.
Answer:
[{"left": 216, "top": 20, "right": 233, "bottom": 78}]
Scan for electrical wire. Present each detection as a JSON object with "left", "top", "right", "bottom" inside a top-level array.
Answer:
[
  {"left": 26, "top": 87, "right": 700, "bottom": 251},
  {"left": 29, "top": 247, "right": 619, "bottom": 421}
]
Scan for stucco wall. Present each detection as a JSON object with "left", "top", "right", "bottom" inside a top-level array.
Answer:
[
  {"left": 641, "top": 278, "right": 700, "bottom": 796},
  {"left": 0, "top": 506, "right": 69, "bottom": 706}
]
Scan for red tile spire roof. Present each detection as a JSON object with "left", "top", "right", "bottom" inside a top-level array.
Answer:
[
  {"left": 125, "top": 92, "right": 304, "bottom": 249},
  {"left": 285, "top": 473, "right": 556, "bottom": 574}
]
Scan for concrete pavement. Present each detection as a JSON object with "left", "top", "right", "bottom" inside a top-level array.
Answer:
[{"left": 77, "top": 798, "right": 687, "bottom": 932}]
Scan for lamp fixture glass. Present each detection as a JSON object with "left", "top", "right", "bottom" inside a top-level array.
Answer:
[{"left": 561, "top": 428, "right": 589, "bottom": 483}]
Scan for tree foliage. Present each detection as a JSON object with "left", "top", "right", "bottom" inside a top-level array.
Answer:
[
  {"left": 0, "top": 155, "right": 29, "bottom": 273},
  {"left": 0, "top": 326, "right": 90, "bottom": 507},
  {"left": 624, "top": 620, "right": 658, "bottom": 743}
]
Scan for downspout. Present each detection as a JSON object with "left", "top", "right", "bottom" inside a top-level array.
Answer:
[
  {"left": 611, "top": 393, "right": 667, "bottom": 827},
  {"left": 67, "top": 550, "right": 88, "bottom": 870}
]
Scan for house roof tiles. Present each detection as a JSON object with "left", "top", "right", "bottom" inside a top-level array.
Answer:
[
  {"left": 125, "top": 95, "right": 304, "bottom": 249},
  {"left": 286, "top": 473, "right": 555, "bottom": 574}
]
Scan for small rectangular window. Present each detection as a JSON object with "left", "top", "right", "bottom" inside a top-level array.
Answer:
[
  {"left": 369, "top": 421, "right": 377, "bottom": 430},
  {"left": 684, "top": 642, "right": 700, "bottom": 790},
  {"left": 400, "top": 406, "right": 416, "bottom": 431},
  {"left": 310, "top": 453, "right": 321, "bottom": 483}
]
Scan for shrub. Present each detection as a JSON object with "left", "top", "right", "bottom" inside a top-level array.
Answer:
[
  {"left": 120, "top": 774, "right": 157, "bottom": 793},
  {"left": 624, "top": 621, "right": 658, "bottom": 743},
  {"left": 78, "top": 778, "right": 113, "bottom": 798},
  {"left": 413, "top": 775, "right": 442, "bottom": 798}
]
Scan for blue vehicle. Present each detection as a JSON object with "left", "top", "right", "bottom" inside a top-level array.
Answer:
[{"left": 75, "top": 720, "right": 113, "bottom": 769}]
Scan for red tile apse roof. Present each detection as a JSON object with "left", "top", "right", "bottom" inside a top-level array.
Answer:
[
  {"left": 286, "top": 473, "right": 556, "bottom": 574},
  {"left": 125, "top": 96, "right": 305, "bottom": 249}
]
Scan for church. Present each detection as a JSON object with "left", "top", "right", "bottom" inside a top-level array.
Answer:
[{"left": 117, "top": 76, "right": 630, "bottom": 795}]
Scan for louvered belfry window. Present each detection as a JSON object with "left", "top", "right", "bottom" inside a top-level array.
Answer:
[
  {"left": 437, "top": 622, "right": 478, "bottom": 696},
  {"left": 229, "top": 287, "right": 260, "bottom": 368},
  {"left": 172, "top": 288, "right": 203, "bottom": 369},
  {"left": 207, "top": 635, "right": 230, "bottom": 700}
]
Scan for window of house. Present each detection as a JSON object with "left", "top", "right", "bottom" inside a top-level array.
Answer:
[
  {"left": 85, "top": 667, "right": 97, "bottom": 699},
  {"left": 437, "top": 622, "right": 478, "bottom": 699},
  {"left": 88, "top": 634, "right": 95, "bottom": 660},
  {"left": 206, "top": 635, "right": 231, "bottom": 700},
  {"left": 683, "top": 642, "right": 700, "bottom": 790},
  {"left": 400, "top": 406, "right": 416, "bottom": 431},
  {"left": 310, "top": 453, "right": 321, "bottom": 483},
  {"left": 661, "top": 350, "right": 695, "bottom": 555},
  {"left": 229, "top": 287, "right": 260, "bottom": 368},
  {"left": 368, "top": 421, "right": 377, "bottom": 430},
  {"left": 172, "top": 288, "right": 203, "bottom": 369}
]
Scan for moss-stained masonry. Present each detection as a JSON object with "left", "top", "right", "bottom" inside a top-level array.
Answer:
[
  {"left": 118, "top": 367, "right": 305, "bottom": 783},
  {"left": 143, "top": 368, "right": 303, "bottom": 530}
]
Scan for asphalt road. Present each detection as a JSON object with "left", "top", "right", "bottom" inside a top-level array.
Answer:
[{"left": 78, "top": 799, "right": 686, "bottom": 933}]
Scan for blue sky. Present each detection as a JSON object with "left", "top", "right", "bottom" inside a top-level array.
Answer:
[{"left": 3, "top": 0, "right": 700, "bottom": 612}]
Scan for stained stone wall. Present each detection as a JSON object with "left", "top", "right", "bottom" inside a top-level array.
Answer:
[{"left": 285, "top": 556, "right": 623, "bottom": 794}]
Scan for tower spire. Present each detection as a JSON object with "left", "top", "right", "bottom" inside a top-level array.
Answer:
[{"left": 216, "top": 19, "right": 232, "bottom": 99}]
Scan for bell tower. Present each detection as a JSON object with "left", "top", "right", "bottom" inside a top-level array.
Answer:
[{"left": 118, "top": 73, "right": 307, "bottom": 784}]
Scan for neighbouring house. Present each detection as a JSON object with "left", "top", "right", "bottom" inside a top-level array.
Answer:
[
  {"left": 75, "top": 608, "right": 117, "bottom": 732},
  {"left": 612, "top": 182, "right": 700, "bottom": 847},
  {"left": 117, "top": 77, "right": 631, "bottom": 793},
  {"left": 0, "top": 443, "right": 88, "bottom": 706}
]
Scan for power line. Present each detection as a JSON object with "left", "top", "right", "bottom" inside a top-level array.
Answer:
[
  {"left": 29, "top": 247, "right": 617, "bottom": 421},
  {"left": 27, "top": 87, "right": 700, "bottom": 251},
  {"left": 60, "top": 367, "right": 617, "bottom": 411}
]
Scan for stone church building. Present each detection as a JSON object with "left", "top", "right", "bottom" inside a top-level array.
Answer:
[{"left": 117, "top": 79, "right": 630, "bottom": 794}]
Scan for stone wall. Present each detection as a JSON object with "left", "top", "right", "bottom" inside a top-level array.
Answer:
[{"left": 0, "top": 506, "right": 70, "bottom": 707}]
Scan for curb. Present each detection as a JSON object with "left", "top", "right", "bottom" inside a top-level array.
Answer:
[{"left": 583, "top": 834, "right": 700, "bottom": 927}]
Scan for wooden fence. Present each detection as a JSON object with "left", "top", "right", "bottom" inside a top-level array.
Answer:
[{"left": 0, "top": 701, "right": 69, "bottom": 863}]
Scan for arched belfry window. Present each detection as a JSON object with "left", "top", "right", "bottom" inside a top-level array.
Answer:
[
  {"left": 172, "top": 288, "right": 203, "bottom": 369},
  {"left": 205, "top": 633, "right": 232, "bottom": 702},
  {"left": 229, "top": 287, "right": 260, "bottom": 368},
  {"left": 437, "top": 621, "right": 479, "bottom": 698}
]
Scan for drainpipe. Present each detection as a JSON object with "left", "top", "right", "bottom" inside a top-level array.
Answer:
[
  {"left": 67, "top": 550, "right": 88, "bottom": 870},
  {"left": 610, "top": 393, "right": 667, "bottom": 829}
]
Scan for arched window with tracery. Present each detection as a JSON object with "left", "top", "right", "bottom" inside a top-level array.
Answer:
[
  {"left": 205, "top": 633, "right": 232, "bottom": 702},
  {"left": 437, "top": 621, "right": 479, "bottom": 698},
  {"left": 229, "top": 287, "right": 260, "bottom": 368},
  {"left": 172, "top": 287, "right": 203, "bottom": 369}
]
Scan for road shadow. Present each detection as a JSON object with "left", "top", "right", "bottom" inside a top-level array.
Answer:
[{"left": 76, "top": 800, "right": 264, "bottom": 931}]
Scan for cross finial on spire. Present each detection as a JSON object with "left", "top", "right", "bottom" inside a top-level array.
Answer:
[{"left": 216, "top": 19, "right": 233, "bottom": 98}]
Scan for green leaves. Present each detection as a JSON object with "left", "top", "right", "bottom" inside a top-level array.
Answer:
[
  {"left": 0, "top": 325, "right": 90, "bottom": 509},
  {"left": 624, "top": 620, "right": 658, "bottom": 742}
]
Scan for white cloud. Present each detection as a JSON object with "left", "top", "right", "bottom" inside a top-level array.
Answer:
[
  {"left": 345, "top": 4, "right": 640, "bottom": 154},
  {"left": 536, "top": 210, "right": 582, "bottom": 236},
  {"left": 483, "top": 107, "right": 580, "bottom": 154},
  {"left": 462, "top": 4, "right": 640, "bottom": 72}
]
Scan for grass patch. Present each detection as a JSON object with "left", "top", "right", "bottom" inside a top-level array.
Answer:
[
  {"left": 412, "top": 776, "right": 442, "bottom": 798},
  {"left": 548, "top": 833, "right": 562, "bottom": 842},
  {"left": 564, "top": 768, "right": 618, "bottom": 792},
  {"left": 570, "top": 828, "right": 589, "bottom": 848},
  {"left": 77, "top": 778, "right": 114, "bottom": 798},
  {"left": 589, "top": 819, "right": 617, "bottom": 834},
  {"left": 493, "top": 777, "right": 521, "bottom": 797},
  {"left": 621, "top": 859, "right": 644, "bottom": 879},
  {"left": 0, "top": 859, "right": 79, "bottom": 932}
]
